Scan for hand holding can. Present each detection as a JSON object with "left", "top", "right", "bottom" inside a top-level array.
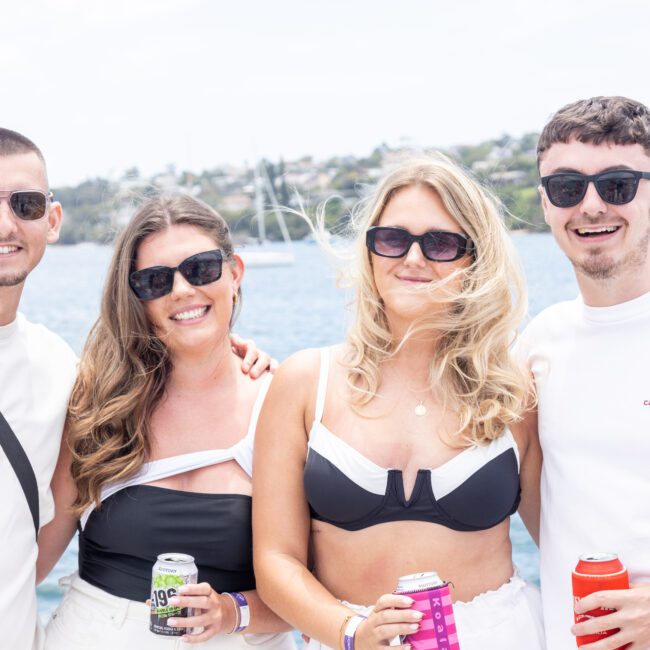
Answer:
[
  {"left": 572, "top": 553, "right": 630, "bottom": 649},
  {"left": 150, "top": 553, "right": 199, "bottom": 636},
  {"left": 394, "top": 572, "right": 460, "bottom": 650}
]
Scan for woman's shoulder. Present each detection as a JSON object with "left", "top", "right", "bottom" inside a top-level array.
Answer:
[
  {"left": 271, "top": 343, "right": 346, "bottom": 393},
  {"left": 274, "top": 347, "right": 321, "bottom": 384}
]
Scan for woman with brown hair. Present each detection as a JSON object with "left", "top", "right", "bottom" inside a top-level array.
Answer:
[{"left": 37, "top": 195, "right": 294, "bottom": 649}]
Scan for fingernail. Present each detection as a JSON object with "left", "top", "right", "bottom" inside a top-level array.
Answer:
[
  {"left": 242, "top": 363, "right": 250, "bottom": 371},
  {"left": 409, "top": 623, "right": 419, "bottom": 631},
  {"left": 401, "top": 597, "right": 414, "bottom": 606},
  {"left": 412, "top": 611, "right": 423, "bottom": 620},
  {"left": 169, "top": 597, "right": 179, "bottom": 605},
  {"left": 178, "top": 586, "right": 188, "bottom": 594},
  {"left": 168, "top": 619, "right": 176, "bottom": 626}
]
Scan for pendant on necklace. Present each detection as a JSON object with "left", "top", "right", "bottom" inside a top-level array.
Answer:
[{"left": 414, "top": 401, "right": 427, "bottom": 416}]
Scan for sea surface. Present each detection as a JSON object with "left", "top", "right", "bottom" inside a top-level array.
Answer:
[{"left": 24, "top": 235, "right": 578, "bottom": 621}]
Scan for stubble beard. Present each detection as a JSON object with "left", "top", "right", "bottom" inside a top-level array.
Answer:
[
  {"left": 572, "top": 213, "right": 650, "bottom": 281},
  {"left": 0, "top": 269, "right": 28, "bottom": 287}
]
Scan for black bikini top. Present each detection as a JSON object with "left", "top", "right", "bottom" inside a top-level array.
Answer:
[{"left": 303, "top": 348, "right": 521, "bottom": 532}]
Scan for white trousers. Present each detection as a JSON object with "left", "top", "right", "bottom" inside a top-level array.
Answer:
[
  {"left": 307, "top": 574, "right": 545, "bottom": 650},
  {"left": 44, "top": 574, "right": 296, "bottom": 650}
]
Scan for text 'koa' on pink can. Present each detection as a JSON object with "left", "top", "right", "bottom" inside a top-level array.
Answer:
[{"left": 395, "top": 572, "right": 460, "bottom": 650}]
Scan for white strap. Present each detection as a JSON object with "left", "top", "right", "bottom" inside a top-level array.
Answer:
[
  {"left": 80, "top": 373, "right": 274, "bottom": 530},
  {"left": 246, "top": 373, "right": 273, "bottom": 440},
  {"left": 314, "top": 347, "right": 330, "bottom": 425},
  {"left": 233, "top": 373, "right": 273, "bottom": 477},
  {"left": 80, "top": 448, "right": 236, "bottom": 529}
]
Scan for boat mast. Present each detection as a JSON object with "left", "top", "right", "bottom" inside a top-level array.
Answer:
[
  {"left": 253, "top": 165, "right": 266, "bottom": 244},
  {"left": 258, "top": 161, "right": 293, "bottom": 250}
]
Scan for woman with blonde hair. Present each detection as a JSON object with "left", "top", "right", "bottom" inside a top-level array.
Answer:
[
  {"left": 253, "top": 154, "right": 544, "bottom": 649},
  {"left": 37, "top": 195, "right": 294, "bottom": 649}
]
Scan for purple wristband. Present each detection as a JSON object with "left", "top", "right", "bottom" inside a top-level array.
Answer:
[
  {"left": 230, "top": 592, "right": 250, "bottom": 632},
  {"left": 343, "top": 615, "right": 366, "bottom": 650}
]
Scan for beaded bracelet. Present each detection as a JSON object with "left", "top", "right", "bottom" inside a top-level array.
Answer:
[{"left": 339, "top": 614, "right": 353, "bottom": 650}]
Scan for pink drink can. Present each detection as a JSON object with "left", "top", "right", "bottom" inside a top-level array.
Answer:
[{"left": 395, "top": 572, "right": 460, "bottom": 650}]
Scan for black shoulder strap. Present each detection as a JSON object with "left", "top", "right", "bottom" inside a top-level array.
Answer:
[{"left": 0, "top": 412, "right": 39, "bottom": 538}]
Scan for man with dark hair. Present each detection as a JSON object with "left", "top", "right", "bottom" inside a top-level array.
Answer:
[
  {"left": 519, "top": 96, "right": 650, "bottom": 649},
  {"left": 0, "top": 128, "right": 77, "bottom": 650}
]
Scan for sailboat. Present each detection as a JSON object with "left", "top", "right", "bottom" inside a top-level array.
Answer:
[{"left": 239, "top": 162, "right": 295, "bottom": 268}]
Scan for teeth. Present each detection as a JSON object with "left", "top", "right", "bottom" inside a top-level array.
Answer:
[
  {"left": 171, "top": 306, "right": 208, "bottom": 321},
  {"left": 0, "top": 246, "right": 18, "bottom": 254},
  {"left": 576, "top": 226, "right": 617, "bottom": 235}
]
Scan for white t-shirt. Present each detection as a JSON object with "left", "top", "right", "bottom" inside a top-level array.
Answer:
[
  {"left": 0, "top": 313, "right": 77, "bottom": 650},
  {"left": 520, "top": 290, "right": 650, "bottom": 650}
]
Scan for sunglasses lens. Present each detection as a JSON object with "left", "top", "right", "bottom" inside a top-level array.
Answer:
[
  {"left": 130, "top": 268, "right": 173, "bottom": 301},
  {"left": 179, "top": 251, "right": 222, "bottom": 286},
  {"left": 546, "top": 176, "right": 587, "bottom": 207},
  {"left": 372, "top": 229, "right": 411, "bottom": 257},
  {"left": 422, "top": 232, "right": 466, "bottom": 261},
  {"left": 596, "top": 172, "right": 638, "bottom": 204},
  {"left": 10, "top": 191, "right": 47, "bottom": 220}
]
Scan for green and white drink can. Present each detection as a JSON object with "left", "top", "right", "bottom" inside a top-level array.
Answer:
[{"left": 150, "top": 553, "right": 199, "bottom": 636}]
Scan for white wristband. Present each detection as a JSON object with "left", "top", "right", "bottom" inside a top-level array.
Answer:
[
  {"left": 230, "top": 592, "right": 250, "bottom": 632},
  {"left": 343, "top": 615, "right": 366, "bottom": 650}
]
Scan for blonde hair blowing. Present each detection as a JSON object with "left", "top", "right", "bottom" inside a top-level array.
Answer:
[
  {"left": 69, "top": 195, "right": 238, "bottom": 517},
  {"left": 339, "top": 153, "right": 530, "bottom": 445}
]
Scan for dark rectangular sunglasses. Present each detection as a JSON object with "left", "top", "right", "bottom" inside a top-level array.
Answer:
[
  {"left": 130, "top": 249, "right": 223, "bottom": 301},
  {"left": 366, "top": 226, "right": 474, "bottom": 262},
  {"left": 0, "top": 190, "right": 52, "bottom": 220},
  {"left": 541, "top": 170, "right": 650, "bottom": 208}
]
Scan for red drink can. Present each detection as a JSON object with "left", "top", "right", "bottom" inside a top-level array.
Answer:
[
  {"left": 572, "top": 552, "right": 629, "bottom": 649},
  {"left": 395, "top": 572, "right": 460, "bottom": 650}
]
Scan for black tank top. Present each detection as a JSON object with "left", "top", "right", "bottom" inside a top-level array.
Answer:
[
  {"left": 77, "top": 375, "right": 272, "bottom": 602},
  {"left": 79, "top": 486, "right": 255, "bottom": 601}
]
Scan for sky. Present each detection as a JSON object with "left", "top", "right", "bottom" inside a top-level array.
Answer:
[{"left": 3, "top": 0, "right": 649, "bottom": 187}]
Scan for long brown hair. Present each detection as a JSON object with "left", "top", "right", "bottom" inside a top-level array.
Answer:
[{"left": 69, "top": 195, "right": 238, "bottom": 517}]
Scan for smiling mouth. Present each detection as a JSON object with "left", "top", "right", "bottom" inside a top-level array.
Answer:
[
  {"left": 574, "top": 226, "right": 620, "bottom": 238},
  {"left": 170, "top": 306, "right": 210, "bottom": 321},
  {"left": 0, "top": 245, "right": 20, "bottom": 254}
]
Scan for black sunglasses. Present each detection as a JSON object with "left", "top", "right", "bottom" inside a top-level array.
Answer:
[
  {"left": 541, "top": 170, "right": 650, "bottom": 208},
  {"left": 130, "top": 249, "right": 223, "bottom": 301},
  {"left": 0, "top": 190, "right": 52, "bottom": 221},
  {"left": 366, "top": 226, "right": 474, "bottom": 262}
]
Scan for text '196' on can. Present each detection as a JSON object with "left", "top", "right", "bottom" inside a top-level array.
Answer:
[
  {"left": 394, "top": 572, "right": 460, "bottom": 650},
  {"left": 572, "top": 552, "right": 630, "bottom": 649},
  {"left": 150, "top": 553, "right": 198, "bottom": 636}
]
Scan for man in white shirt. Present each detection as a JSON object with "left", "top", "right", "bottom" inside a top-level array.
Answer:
[
  {"left": 0, "top": 128, "right": 77, "bottom": 650},
  {"left": 520, "top": 96, "right": 650, "bottom": 649}
]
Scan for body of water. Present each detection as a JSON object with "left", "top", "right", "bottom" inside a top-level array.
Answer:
[{"left": 24, "top": 235, "right": 578, "bottom": 621}]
